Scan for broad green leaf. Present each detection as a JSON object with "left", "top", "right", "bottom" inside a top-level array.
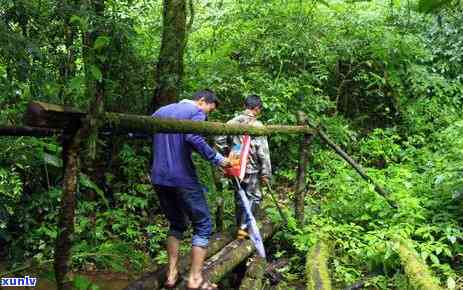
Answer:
[
  {"left": 43, "top": 153, "right": 63, "bottom": 168},
  {"left": 90, "top": 65, "right": 102, "bottom": 81},
  {"left": 93, "top": 36, "right": 111, "bottom": 50},
  {"left": 79, "top": 173, "right": 109, "bottom": 207}
]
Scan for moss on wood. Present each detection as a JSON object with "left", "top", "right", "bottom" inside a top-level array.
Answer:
[
  {"left": 124, "top": 232, "right": 233, "bottom": 290},
  {"left": 26, "top": 101, "right": 316, "bottom": 136},
  {"left": 306, "top": 241, "right": 332, "bottom": 290},
  {"left": 396, "top": 239, "right": 443, "bottom": 290},
  {"left": 239, "top": 255, "right": 267, "bottom": 290}
]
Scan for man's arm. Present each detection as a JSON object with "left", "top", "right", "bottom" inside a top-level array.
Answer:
[{"left": 185, "top": 112, "right": 227, "bottom": 167}]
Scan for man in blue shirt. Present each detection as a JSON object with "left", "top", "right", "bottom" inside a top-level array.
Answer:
[{"left": 151, "top": 90, "right": 229, "bottom": 290}]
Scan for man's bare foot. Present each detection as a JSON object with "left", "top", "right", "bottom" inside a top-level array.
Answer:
[
  {"left": 164, "top": 268, "right": 180, "bottom": 288},
  {"left": 186, "top": 277, "right": 218, "bottom": 290}
]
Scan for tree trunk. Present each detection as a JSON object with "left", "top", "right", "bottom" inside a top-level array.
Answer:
[
  {"left": 58, "top": 0, "right": 78, "bottom": 106},
  {"left": 152, "top": 0, "right": 187, "bottom": 111},
  {"left": 306, "top": 241, "right": 332, "bottom": 290},
  {"left": 54, "top": 1, "right": 106, "bottom": 287},
  {"left": 295, "top": 112, "right": 314, "bottom": 226},
  {"left": 54, "top": 132, "right": 81, "bottom": 290}
]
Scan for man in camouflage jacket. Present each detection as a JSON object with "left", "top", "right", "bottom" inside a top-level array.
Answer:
[{"left": 215, "top": 95, "right": 272, "bottom": 239}]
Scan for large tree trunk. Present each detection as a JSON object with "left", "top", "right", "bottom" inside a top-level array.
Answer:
[{"left": 152, "top": 0, "right": 187, "bottom": 111}]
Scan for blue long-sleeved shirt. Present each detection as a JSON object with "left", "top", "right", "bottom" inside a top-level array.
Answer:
[{"left": 150, "top": 100, "right": 224, "bottom": 189}]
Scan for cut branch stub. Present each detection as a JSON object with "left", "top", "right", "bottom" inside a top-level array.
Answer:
[
  {"left": 306, "top": 241, "right": 332, "bottom": 290},
  {"left": 25, "top": 101, "right": 316, "bottom": 136},
  {"left": 25, "top": 101, "right": 85, "bottom": 132}
]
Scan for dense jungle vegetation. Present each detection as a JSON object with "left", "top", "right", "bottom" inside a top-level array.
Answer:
[{"left": 1, "top": 0, "right": 462, "bottom": 289}]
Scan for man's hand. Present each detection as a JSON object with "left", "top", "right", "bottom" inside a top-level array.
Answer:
[
  {"left": 261, "top": 176, "right": 270, "bottom": 186},
  {"left": 220, "top": 157, "right": 232, "bottom": 168}
]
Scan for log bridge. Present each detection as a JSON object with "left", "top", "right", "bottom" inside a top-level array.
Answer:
[{"left": 0, "top": 101, "right": 400, "bottom": 289}]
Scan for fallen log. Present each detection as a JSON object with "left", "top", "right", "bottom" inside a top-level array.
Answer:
[
  {"left": 202, "top": 219, "right": 278, "bottom": 284},
  {"left": 25, "top": 101, "right": 316, "bottom": 136},
  {"left": 239, "top": 255, "right": 267, "bottom": 290},
  {"left": 306, "top": 241, "right": 332, "bottom": 290},
  {"left": 395, "top": 239, "right": 443, "bottom": 290},
  {"left": 173, "top": 219, "right": 279, "bottom": 289},
  {"left": 124, "top": 232, "right": 233, "bottom": 290},
  {"left": 265, "top": 258, "right": 289, "bottom": 285},
  {"left": 0, "top": 126, "right": 61, "bottom": 137}
]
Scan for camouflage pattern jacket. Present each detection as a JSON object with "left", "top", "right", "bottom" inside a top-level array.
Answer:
[{"left": 215, "top": 110, "right": 272, "bottom": 178}]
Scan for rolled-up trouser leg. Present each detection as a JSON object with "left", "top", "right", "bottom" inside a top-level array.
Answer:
[{"left": 179, "top": 186, "right": 213, "bottom": 248}]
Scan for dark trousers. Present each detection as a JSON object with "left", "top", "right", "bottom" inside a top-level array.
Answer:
[{"left": 154, "top": 184, "right": 212, "bottom": 247}]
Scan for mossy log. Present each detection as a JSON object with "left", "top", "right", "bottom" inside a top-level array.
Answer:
[
  {"left": 172, "top": 219, "right": 279, "bottom": 289},
  {"left": 124, "top": 232, "right": 233, "bottom": 290},
  {"left": 0, "top": 126, "right": 61, "bottom": 137},
  {"left": 239, "top": 255, "right": 267, "bottom": 290},
  {"left": 201, "top": 219, "right": 278, "bottom": 285},
  {"left": 396, "top": 239, "right": 443, "bottom": 290},
  {"left": 25, "top": 101, "right": 316, "bottom": 136},
  {"left": 306, "top": 241, "right": 332, "bottom": 290}
]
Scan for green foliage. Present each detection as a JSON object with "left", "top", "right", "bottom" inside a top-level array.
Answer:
[{"left": 1, "top": 0, "right": 463, "bottom": 288}]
